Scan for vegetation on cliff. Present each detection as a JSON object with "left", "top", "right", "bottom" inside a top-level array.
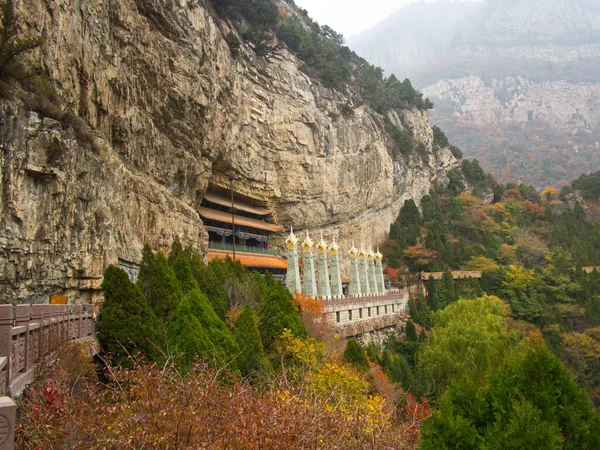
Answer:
[{"left": 213, "top": 0, "right": 435, "bottom": 120}]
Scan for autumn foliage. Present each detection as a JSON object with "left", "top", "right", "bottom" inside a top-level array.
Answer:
[{"left": 17, "top": 339, "right": 431, "bottom": 450}]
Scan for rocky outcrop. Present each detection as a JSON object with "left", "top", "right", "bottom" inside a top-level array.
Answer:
[
  {"left": 0, "top": 0, "right": 456, "bottom": 303},
  {"left": 423, "top": 76, "right": 600, "bottom": 132}
]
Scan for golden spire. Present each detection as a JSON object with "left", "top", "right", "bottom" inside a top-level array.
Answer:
[
  {"left": 317, "top": 232, "right": 328, "bottom": 254},
  {"left": 286, "top": 226, "right": 298, "bottom": 249},
  {"left": 375, "top": 246, "right": 383, "bottom": 262},
  {"left": 358, "top": 244, "right": 367, "bottom": 259},
  {"left": 367, "top": 248, "right": 375, "bottom": 261},
  {"left": 329, "top": 235, "right": 340, "bottom": 255},
  {"left": 349, "top": 241, "right": 359, "bottom": 258},
  {"left": 302, "top": 230, "right": 314, "bottom": 252}
]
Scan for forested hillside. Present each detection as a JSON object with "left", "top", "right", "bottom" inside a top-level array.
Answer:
[{"left": 375, "top": 166, "right": 600, "bottom": 448}]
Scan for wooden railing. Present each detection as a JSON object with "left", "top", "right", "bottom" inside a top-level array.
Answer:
[{"left": 0, "top": 304, "right": 96, "bottom": 397}]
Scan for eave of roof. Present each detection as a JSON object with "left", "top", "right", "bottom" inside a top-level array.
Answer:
[
  {"left": 208, "top": 250, "right": 288, "bottom": 270},
  {"left": 203, "top": 192, "right": 271, "bottom": 216},
  {"left": 199, "top": 207, "right": 284, "bottom": 232}
]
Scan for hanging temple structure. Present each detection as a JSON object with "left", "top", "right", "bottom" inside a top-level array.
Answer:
[{"left": 285, "top": 228, "right": 388, "bottom": 299}]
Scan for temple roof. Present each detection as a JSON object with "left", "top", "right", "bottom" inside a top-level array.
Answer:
[
  {"left": 208, "top": 250, "right": 288, "bottom": 269},
  {"left": 203, "top": 191, "right": 272, "bottom": 216},
  {"left": 199, "top": 207, "right": 284, "bottom": 232}
]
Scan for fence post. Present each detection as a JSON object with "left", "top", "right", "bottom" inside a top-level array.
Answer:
[
  {"left": 0, "top": 306, "right": 12, "bottom": 397},
  {"left": 15, "top": 306, "right": 30, "bottom": 373},
  {"left": 60, "top": 305, "right": 68, "bottom": 344},
  {"left": 73, "top": 305, "right": 82, "bottom": 340},
  {"left": 30, "top": 305, "right": 42, "bottom": 366},
  {"left": 0, "top": 396, "right": 15, "bottom": 450},
  {"left": 41, "top": 305, "right": 52, "bottom": 357}
]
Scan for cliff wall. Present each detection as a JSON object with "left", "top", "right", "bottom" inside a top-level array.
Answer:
[{"left": 0, "top": 0, "right": 456, "bottom": 302}]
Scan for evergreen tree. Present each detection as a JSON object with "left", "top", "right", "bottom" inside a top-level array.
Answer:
[
  {"left": 98, "top": 265, "right": 160, "bottom": 367},
  {"left": 420, "top": 345, "right": 600, "bottom": 450},
  {"left": 195, "top": 263, "right": 228, "bottom": 320},
  {"left": 172, "top": 258, "right": 200, "bottom": 295},
  {"left": 441, "top": 267, "right": 458, "bottom": 304},
  {"left": 405, "top": 319, "right": 418, "bottom": 341},
  {"left": 258, "top": 274, "right": 306, "bottom": 349},
  {"left": 233, "top": 305, "right": 267, "bottom": 377},
  {"left": 167, "top": 236, "right": 184, "bottom": 266},
  {"left": 137, "top": 246, "right": 181, "bottom": 324},
  {"left": 343, "top": 339, "right": 370, "bottom": 373},
  {"left": 167, "top": 288, "right": 239, "bottom": 370}
]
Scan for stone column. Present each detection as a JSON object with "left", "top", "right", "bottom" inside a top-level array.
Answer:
[
  {"left": 329, "top": 239, "right": 343, "bottom": 296},
  {"left": 359, "top": 247, "right": 370, "bottom": 295},
  {"left": 316, "top": 236, "right": 332, "bottom": 298},
  {"left": 0, "top": 396, "right": 15, "bottom": 450},
  {"left": 375, "top": 248, "right": 386, "bottom": 292},
  {"left": 368, "top": 250, "right": 378, "bottom": 294},
  {"left": 348, "top": 244, "right": 362, "bottom": 295},
  {"left": 0, "top": 305, "right": 12, "bottom": 395},
  {"left": 302, "top": 232, "right": 318, "bottom": 297},
  {"left": 285, "top": 228, "right": 302, "bottom": 294}
]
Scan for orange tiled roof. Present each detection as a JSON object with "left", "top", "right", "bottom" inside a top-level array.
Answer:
[
  {"left": 199, "top": 207, "right": 284, "bottom": 232},
  {"left": 203, "top": 192, "right": 271, "bottom": 216},
  {"left": 208, "top": 250, "right": 288, "bottom": 269}
]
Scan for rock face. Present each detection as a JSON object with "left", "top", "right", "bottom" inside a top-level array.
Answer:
[
  {"left": 0, "top": 0, "right": 456, "bottom": 303},
  {"left": 423, "top": 76, "right": 600, "bottom": 132},
  {"left": 349, "top": 0, "right": 600, "bottom": 188}
]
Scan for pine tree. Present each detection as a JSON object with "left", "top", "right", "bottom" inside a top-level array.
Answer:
[
  {"left": 167, "top": 288, "right": 239, "bottom": 370},
  {"left": 441, "top": 267, "right": 458, "bottom": 304},
  {"left": 137, "top": 246, "right": 181, "bottom": 324},
  {"left": 405, "top": 319, "right": 418, "bottom": 341},
  {"left": 195, "top": 263, "right": 228, "bottom": 320},
  {"left": 172, "top": 258, "right": 201, "bottom": 295},
  {"left": 258, "top": 274, "right": 306, "bottom": 349},
  {"left": 167, "top": 236, "right": 184, "bottom": 266},
  {"left": 343, "top": 338, "right": 370, "bottom": 373},
  {"left": 98, "top": 265, "right": 160, "bottom": 367},
  {"left": 233, "top": 305, "right": 267, "bottom": 376}
]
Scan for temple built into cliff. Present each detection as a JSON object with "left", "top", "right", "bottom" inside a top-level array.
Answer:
[
  {"left": 200, "top": 188, "right": 287, "bottom": 280},
  {"left": 285, "top": 228, "right": 387, "bottom": 298}
]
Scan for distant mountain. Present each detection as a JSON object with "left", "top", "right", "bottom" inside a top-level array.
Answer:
[
  {"left": 348, "top": 1, "right": 480, "bottom": 82},
  {"left": 349, "top": 0, "right": 600, "bottom": 189}
]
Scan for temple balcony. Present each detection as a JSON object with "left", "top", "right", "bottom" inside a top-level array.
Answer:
[{"left": 207, "top": 241, "right": 281, "bottom": 256}]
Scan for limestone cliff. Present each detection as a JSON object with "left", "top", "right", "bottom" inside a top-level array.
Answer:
[{"left": 0, "top": 0, "right": 456, "bottom": 303}]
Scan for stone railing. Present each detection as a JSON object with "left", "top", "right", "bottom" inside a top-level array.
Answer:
[
  {"left": 0, "top": 304, "right": 96, "bottom": 398},
  {"left": 319, "top": 289, "right": 409, "bottom": 307},
  {"left": 208, "top": 242, "right": 280, "bottom": 255}
]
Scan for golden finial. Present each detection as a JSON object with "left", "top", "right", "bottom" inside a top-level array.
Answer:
[
  {"left": 302, "top": 231, "right": 314, "bottom": 251},
  {"left": 286, "top": 226, "right": 298, "bottom": 249}
]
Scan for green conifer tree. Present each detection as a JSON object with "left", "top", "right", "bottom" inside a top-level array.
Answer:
[
  {"left": 258, "top": 274, "right": 306, "bottom": 349},
  {"left": 172, "top": 258, "right": 201, "bottom": 295},
  {"left": 137, "top": 246, "right": 181, "bottom": 324},
  {"left": 233, "top": 305, "right": 267, "bottom": 376},
  {"left": 405, "top": 319, "right": 418, "bottom": 341},
  {"left": 167, "top": 288, "right": 239, "bottom": 370},
  {"left": 195, "top": 263, "right": 228, "bottom": 320},
  {"left": 167, "top": 236, "right": 184, "bottom": 266},
  {"left": 98, "top": 265, "right": 160, "bottom": 367},
  {"left": 343, "top": 338, "right": 370, "bottom": 373}
]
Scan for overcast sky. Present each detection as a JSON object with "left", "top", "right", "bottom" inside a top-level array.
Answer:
[{"left": 293, "top": 0, "right": 421, "bottom": 38}]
